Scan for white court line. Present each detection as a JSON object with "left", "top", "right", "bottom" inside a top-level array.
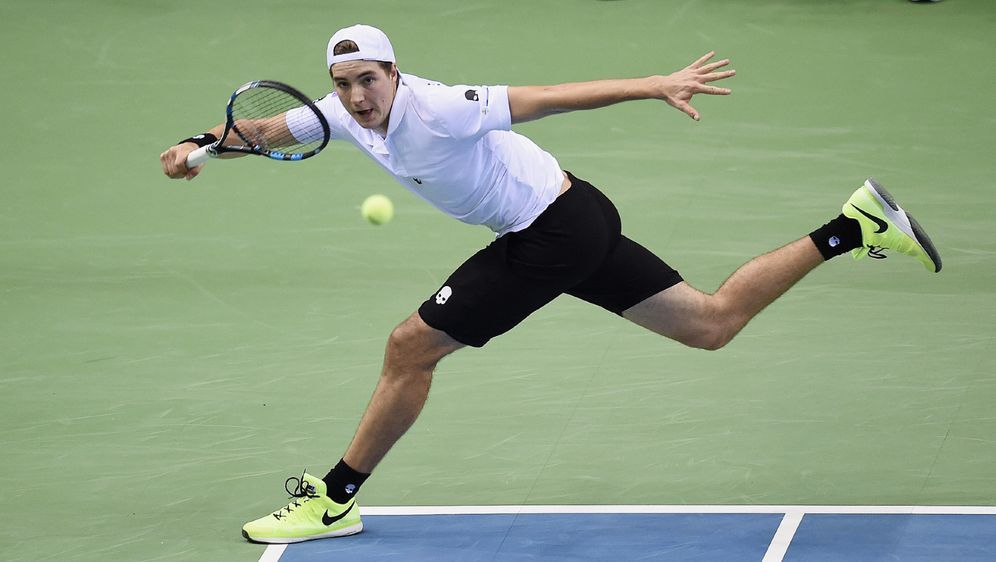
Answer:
[
  {"left": 761, "top": 510, "right": 804, "bottom": 562},
  {"left": 258, "top": 505, "right": 996, "bottom": 562},
  {"left": 358, "top": 504, "right": 996, "bottom": 515},
  {"left": 258, "top": 544, "right": 286, "bottom": 562}
]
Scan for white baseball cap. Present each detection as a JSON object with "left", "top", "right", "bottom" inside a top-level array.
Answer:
[{"left": 327, "top": 24, "right": 396, "bottom": 69}]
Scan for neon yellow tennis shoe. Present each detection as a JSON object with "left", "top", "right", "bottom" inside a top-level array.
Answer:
[
  {"left": 842, "top": 178, "right": 941, "bottom": 272},
  {"left": 242, "top": 472, "right": 363, "bottom": 544}
]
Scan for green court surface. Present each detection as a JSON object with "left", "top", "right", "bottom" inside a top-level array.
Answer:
[{"left": 1, "top": 0, "right": 994, "bottom": 560}]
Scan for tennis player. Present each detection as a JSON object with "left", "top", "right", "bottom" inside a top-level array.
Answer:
[{"left": 160, "top": 24, "right": 941, "bottom": 544}]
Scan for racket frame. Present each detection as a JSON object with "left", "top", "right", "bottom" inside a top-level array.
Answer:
[{"left": 186, "top": 80, "right": 330, "bottom": 168}]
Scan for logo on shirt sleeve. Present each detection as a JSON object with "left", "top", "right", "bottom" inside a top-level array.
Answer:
[{"left": 464, "top": 89, "right": 479, "bottom": 101}]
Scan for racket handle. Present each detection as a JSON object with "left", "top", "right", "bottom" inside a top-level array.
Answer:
[{"left": 185, "top": 145, "right": 213, "bottom": 168}]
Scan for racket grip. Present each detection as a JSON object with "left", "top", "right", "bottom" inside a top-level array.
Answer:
[{"left": 185, "top": 145, "right": 212, "bottom": 168}]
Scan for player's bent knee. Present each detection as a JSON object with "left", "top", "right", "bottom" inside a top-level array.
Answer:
[
  {"left": 696, "top": 333, "right": 731, "bottom": 351},
  {"left": 385, "top": 313, "right": 461, "bottom": 372},
  {"left": 385, "top": 321, "right": 431, "bottom": 370},
  {"left": 683, "top": 323, "right": 737, "bottom": 351},
  {"left": 690, "top": 300, "right": 744, "bottom": 351}
]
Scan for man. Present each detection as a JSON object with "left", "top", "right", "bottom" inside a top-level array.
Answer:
[{"left": 160, "top": 24, "right": 941, "bottom": 544}]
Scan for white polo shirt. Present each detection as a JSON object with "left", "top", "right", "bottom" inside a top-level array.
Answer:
[{"left": 286, "top": 73, "right": 564, "bottom": 236}]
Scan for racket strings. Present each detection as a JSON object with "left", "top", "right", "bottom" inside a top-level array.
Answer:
[{"left": 230, "top": 87, "right": 325, "bottom": 155}]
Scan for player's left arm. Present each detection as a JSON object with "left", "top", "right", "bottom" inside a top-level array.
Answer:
[{"left": 508, "top": 51, "right": 734, "bottom": 124}]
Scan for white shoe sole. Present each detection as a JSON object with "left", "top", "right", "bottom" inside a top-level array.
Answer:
[{"left": 243, "top": 521, "right": 364, "bottom": 544}]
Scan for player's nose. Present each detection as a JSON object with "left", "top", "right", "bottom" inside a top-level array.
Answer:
[{"left": 350, "top": 89, "right": 365, "bottom": 106}]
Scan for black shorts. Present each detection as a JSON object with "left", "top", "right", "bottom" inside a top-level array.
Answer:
[{"left": 418, "top": 172, "right": 683, "bottom": 347}]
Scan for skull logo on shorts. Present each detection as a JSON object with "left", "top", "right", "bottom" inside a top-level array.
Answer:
[{"left": 435, "top": 286, "right": 452, "bottom": 305}]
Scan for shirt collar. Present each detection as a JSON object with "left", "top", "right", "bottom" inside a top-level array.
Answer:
[{"left": 384, "top": 74, "right": 410, "bottom": 138}]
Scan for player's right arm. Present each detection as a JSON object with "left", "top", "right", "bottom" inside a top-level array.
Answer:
[
  {"left": 160, "top": 123, "right": 225, "bottom": 181},
  {"left": 160, "top": 114, "right": 296, "bottom": 181}
]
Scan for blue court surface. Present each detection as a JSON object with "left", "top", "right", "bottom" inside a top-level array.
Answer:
[{"left": 259, "top": 506, "right": 996, "bottom": 561}]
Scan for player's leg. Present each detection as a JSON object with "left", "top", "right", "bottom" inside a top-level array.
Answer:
[
  {"left": 242, "top": 312, "right": 462, "bottom": 544},
  {"left": 571, "top": 177, "right": 941, "bottom": 349},
  {"left": 621, "top": 237, "right": 822, "bottom": 350},
  {"left": 343, "top": 311, "right": 464, "bottom": 474},
  {"left": 625, "top": 178, "right": 941, "bottom": 348}
]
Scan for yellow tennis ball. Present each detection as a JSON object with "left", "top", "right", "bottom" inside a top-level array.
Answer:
[{"left": 361, "top": 194, "right": 394, "bottom": 225}]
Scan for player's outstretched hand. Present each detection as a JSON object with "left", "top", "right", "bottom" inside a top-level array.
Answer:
[
  {"left": 160, "top": 143, "right": 203, "bottom": 181},
  {"left": 655, "top": 52, "right": 735, "bottom": 121}
]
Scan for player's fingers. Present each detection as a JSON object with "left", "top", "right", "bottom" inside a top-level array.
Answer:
[
  {"left": 160, "top": 151, "right": 174, "bottom": 176},
  {"left": 672, "top": 100, "right": 700, "bottom": 121},
  {"left": 162, "top": 152, "right": 189, "bottom": 179},
  {"left": 688, "top": 51, "right": 715, "bottom": 69},
  {"left": 700, "top": 85, "right": 732, "bottom": 95},
  {"left": 701, "top": 69, "right": 736, "bottom": 83},
  {"left": 699, "top": 59, "right": 731, "bottom": 73},
  {"left": 161, "top": 148, "right": 177, "bottom": 176},
  {"left": 172, "top": 152, "right": 190, "bottom": 174}
]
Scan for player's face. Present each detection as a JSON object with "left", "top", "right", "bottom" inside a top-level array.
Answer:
[{"left": 330, "top": 61, "right": 398, "bottom": 133}]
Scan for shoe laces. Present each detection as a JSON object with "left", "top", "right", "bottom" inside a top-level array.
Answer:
[{"left": 271, "top": 470, "right": 318, "bottom": 521}]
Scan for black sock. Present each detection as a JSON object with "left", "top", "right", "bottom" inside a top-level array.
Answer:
[
  {"left": 809, "top": 214, "right": 863, "bottom": 260},
  {"left": 322, "top": 459, "right": 370, "bottom": 504}
]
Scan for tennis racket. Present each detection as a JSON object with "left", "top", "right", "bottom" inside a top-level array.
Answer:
[{"left": 186, "top": 80, "right": 330, "bottom": 168}]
